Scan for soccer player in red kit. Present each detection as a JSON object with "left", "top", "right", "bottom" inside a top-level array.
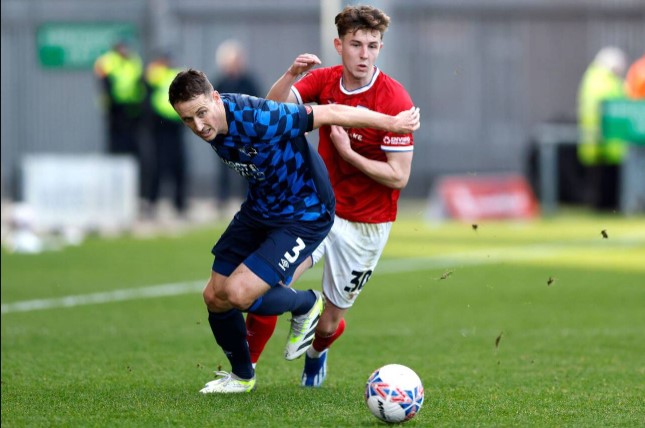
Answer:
[{"left": 246, "top": 4, "right": 417, "bottom": 387}]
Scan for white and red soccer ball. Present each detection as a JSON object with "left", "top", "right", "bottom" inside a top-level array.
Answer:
[{"left": 365, "top": 364, "right": 424, "bottom": 423}]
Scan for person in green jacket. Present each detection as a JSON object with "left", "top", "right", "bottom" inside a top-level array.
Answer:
[{"left": 577, "top": 46, "right": 627, "bottom": 210}]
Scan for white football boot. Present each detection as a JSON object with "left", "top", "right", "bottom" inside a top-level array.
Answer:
[
  {"left": 199, "top": 371, "right": 256, "bottom": 394},
  {"left": 284, "top": 290, "right": 324, "bottom": 360}
]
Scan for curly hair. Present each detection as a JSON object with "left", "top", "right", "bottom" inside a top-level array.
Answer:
[{"left": 335, "top": 5, "right": 391, "bottom": 39}]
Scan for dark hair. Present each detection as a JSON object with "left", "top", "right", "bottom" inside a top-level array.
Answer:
[
  {"left": 168, "top": 68, "right": 213, "bottom": 106},
  {"left": 335, "top": 5, "right": 390, "bottom": 39}
]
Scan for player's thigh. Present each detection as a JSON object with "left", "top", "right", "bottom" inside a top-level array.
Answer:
[
  {"left": 211, "top": 212, "right": 269, "bottom": 278},
  {"left": 209, "top": 212, "right": 274, "bottom": 308},
  {"left": 224, "top": 263, "right": 272, "bottom": 308},
  {"left": 322, "top": 218, "right": 392, "bottom": 308},
  {"left": 250, "top": 219, "right": 330, "bottom": 287}
]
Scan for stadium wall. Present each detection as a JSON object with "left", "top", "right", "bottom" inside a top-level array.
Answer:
[{"left": 1, "top": 0, "right": 644, "bottom": 200}]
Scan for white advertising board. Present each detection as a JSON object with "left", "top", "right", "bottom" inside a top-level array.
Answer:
[{"left": 22, "top": 154, "right": 138, "bottom": 231}]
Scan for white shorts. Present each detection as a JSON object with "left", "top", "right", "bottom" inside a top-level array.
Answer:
[{"left": 312, "top": 217, "right": 392, "bottom": 309}]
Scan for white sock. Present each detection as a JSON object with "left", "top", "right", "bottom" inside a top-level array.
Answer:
[{"left": 307, "top": 346, "right": 326, "bottom": 359}]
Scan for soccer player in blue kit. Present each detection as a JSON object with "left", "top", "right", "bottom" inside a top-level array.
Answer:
[{"left": 169, "top": 69, "right": 420, "bottom": 393}]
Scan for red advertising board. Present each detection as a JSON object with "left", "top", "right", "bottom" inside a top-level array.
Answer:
[{"left": 436, "top": 174, "right": 539, "bottom": 221}]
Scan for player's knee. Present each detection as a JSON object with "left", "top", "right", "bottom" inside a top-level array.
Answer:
[
  {"left": 226, "top": 292, "right": 251, "bottom": 310},
  {"left": 202, "top": 288, "right": 221, "bottom": 310},
  {"left": 202, "top": 283, "right": 232, "bottom": 311},
  {"left": 202, "top": 286, "right": 214, "bottom": 306},
  {"left": 222, "top": 281, "right": 254, "bottom": 310}
]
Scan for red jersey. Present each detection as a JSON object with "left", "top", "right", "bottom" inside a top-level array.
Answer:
[{"left": 292, "top": 66, "right": 414, "bottom": 223}]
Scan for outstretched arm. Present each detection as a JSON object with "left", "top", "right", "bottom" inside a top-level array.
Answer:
[
  {"left": 266, "top": 53, "right": 321, "bottom": 102},
  {"left": 311, "top": 104, "right": 421, "bottom": 135}
]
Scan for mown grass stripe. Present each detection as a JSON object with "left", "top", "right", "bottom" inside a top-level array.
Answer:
[{"left": 3, "top": 233, "right": 641, "bottom": 315}]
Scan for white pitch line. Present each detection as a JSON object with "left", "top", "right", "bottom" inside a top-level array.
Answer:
[
  {"left": 1, "top": 280, "right": 205, "bottom": 315},
  {"left": 2, "top": 255, "right": 472, "bottom": 315},
  {"left": 2, "top": 236, "right": 641, "bottom": 315}
]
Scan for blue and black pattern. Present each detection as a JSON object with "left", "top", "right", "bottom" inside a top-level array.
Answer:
[{"left": 210, "top": 94, "right": 334, "bottom": 221}]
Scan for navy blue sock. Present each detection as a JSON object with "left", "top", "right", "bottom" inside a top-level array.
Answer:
[
  {"left": 207, "top": 309, "right": 254, "bottom": 379},
  {"left": 247, "top": 287, "right": 316, "bottom": 316}
]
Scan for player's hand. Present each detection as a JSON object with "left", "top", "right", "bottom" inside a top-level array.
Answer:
[
  {"left": 393, "top": 107, "right": 421, "bottom": 134},
  {"left": 329, "top": 125, "right": 352, "bottom": 158},
  {"left": 287, "top": 53, "right": 322, "bottom": 77}
]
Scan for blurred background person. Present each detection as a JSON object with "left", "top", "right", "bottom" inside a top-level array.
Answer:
[
  {"left": 210, "top": 39, "right": 260, "bottom": 216},
  {"left": 577, "top": 46, "right": 628, "bottom": 211},
  {"left": 94, "top": 40, "right": 147, "bottom": 203},
  {"left": 143, "top": 51, "right": 188, "bottom": 220},
  {"left": 625, "top": 52, "right": 645, "bottom": 99},
  {"left": 94, "top": 40, "right": 146, "bottom": 156}
]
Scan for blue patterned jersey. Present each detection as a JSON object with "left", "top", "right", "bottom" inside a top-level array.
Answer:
[{"left": 210, "top": 94, "right": 334, "bottom": 221}]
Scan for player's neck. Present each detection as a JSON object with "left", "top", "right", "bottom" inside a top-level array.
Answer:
[
  {"left": 215, "top": 99, "right": 229, "bottom": 135},
  {"left": 341, "top": 67, "right": 377, "bottom": 91}
]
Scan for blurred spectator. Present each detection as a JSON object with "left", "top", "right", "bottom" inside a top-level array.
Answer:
[
  {"left": 94, "top": 41, "right": 146, "bottom": 156},
  {"left": 625, "top": 52, "right": 645, "bottom": 99},
  {"left": 577, "top": 46, "right": 627, "bottom": 210},
  {"left": 94, "top": 41, "right": 147, "bottom": 204},
  {"left": 525, "top": 115, "right": 586, "bottom": 206},
  {"left": 143, "top": 51, "right": 188, "bottom": 219},
  {"left": 211, "top": 40, "right": 260, "bottom": 214}
]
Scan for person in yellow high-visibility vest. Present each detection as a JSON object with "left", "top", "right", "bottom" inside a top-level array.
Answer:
[
  {"left": 94, "top": 41, "right": 146, "bottom": 156},
  {"left": 143, "top": 52, "right": 188, "bottom": 219},
  {"left": 577, "top": 46, "right": 627, "bottom": 210}
]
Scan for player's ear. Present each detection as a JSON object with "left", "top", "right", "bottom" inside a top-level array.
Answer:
[
  {"left": 334, "top": 38, "right": 342, "bottom": 55},
  {"left": 212, "top": 91, "right": 221, "bottom": 101}
]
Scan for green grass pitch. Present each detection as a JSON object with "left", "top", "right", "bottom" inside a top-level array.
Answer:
[{"left": 2, "top": 210, "right": 644, "bottom": 427}]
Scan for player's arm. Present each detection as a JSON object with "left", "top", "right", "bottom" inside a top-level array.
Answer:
[
  {"left": 329, "top": 125, "right": 413, "bottom": 189},
  {"left": 266, "top": 53, "right": 321, "bottom": 102},
  {"left": 311, "top": 104, "right": 420, "bottom": 135}
]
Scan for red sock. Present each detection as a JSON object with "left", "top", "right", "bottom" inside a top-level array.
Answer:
[
  {"left": 312, "top": 318, "right": 346, "bottom": 352},
  {"left": 246, "top": 314, "right": 278, "bottom": 364}
]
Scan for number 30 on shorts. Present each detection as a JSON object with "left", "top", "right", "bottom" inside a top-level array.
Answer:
[{"left": 345, "top": 270, "right": 373, "bottom": 293}]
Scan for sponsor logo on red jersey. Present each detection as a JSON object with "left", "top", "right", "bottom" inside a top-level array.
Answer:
[{"left": 383, "top": 136, "right": 411, "bottom": 145}]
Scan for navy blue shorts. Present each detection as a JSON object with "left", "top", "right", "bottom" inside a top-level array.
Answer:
[{"left": 211, "top": 208, "right": 333, "bottom": 287}]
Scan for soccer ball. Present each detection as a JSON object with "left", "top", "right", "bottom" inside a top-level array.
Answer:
[{"left": 365, "top": 364, "right": 424, "bottom": 423}]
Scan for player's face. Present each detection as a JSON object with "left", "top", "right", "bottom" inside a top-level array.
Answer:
[
  {"left": 335, "top": 29, "right": 382, "bottom": 89},
  {"left": 173, "top": 91, "right": 225, "bottom": 142}
]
